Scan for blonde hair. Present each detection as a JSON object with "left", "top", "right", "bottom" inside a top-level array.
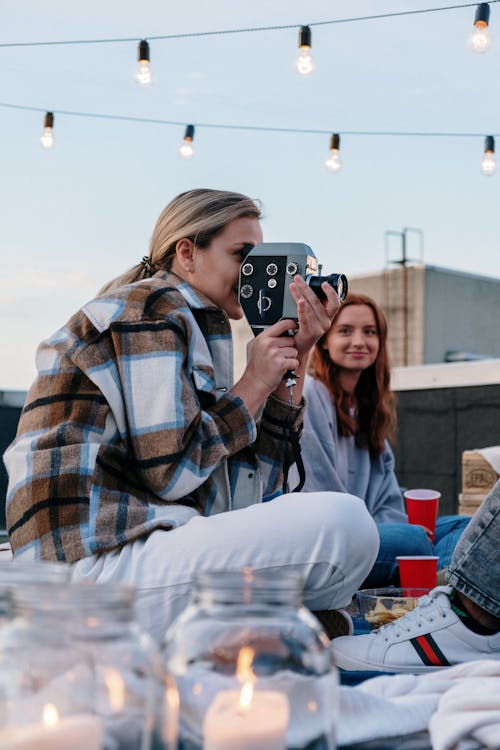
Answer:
[{"left": 100, "top": 189, "right": 261, "bottom": 294}]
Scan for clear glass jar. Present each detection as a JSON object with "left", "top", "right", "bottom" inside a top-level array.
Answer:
[
  {"left": 0, "top": 560, "right": 70, "bottom": 623},
  {"left": 0, "top": 581, "right": 178, "bottom": 750},
  {"left": 163, "top": 569, "right": 338, "bottom": 750}
]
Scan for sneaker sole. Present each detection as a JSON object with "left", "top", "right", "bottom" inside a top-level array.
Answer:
[{"left": 333, "top": 650, "right": 453, "bottom": 673}]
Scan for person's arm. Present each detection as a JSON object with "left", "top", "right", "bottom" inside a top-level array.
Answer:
[
  {"left": 368, "top": 441, "right": 408, "bottom": 523},
  {"left": 104, "top": 317, "right": 258, "bottom": 501},
  {"left": 299, "top": 378, "right": 349, "bottom": 493}
]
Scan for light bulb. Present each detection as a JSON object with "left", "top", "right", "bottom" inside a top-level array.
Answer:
[
  {"left": 135, "top": 61, "right": 152, "bottom": 86},
  {"left": 295, "top": 26, "right": 315, "bottom": 75},
  {"left": 481, "top": 135, "right": 496, "bottom": 175},
  {"left": 481, "top": 152, "right": 496, "bottom": 174},
  {"left": 468, "top": 3, "right": 492, "bottom": 52},
  {"left": 324, "top": 133, "right": 342, "bottom": 172},
  {"left": 325, "top": 149, "right": 341, "bottom": 172},
  {"left": 179, "top": 124, "right": 195, "bottom": 159},
  {"left": 179, "top": 140, "right": 194, "bottom": 159},
  {"left": 40, "top": 127, "right": 54, "bottom": 150},
  {"left": 468, "top": 25, "right": 492, "bottom": 52},
  {"left": 40, "top": 112, "right": 54, "bottom": 150},
  {"left": 296, "top": 49, "right": 315, "bottom": 75},
  {"left": 135, "top": 40, "right": 153, "bottom": 86}
]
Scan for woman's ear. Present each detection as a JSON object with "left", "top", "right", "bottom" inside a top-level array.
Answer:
[{"left": 175, "top": 238, "right": 195, "bottom": 272}]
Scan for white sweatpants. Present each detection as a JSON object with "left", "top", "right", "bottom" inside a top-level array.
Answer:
[{"left": 71, "top": 492, "right": 379, "bottom": 645}]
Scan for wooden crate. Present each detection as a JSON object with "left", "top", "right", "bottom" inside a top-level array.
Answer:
[
  {"left": 458, "top": 492, "right": 488, "bottom": 517},
  {"left": 461, "top": 451, "right": 499, "bottom": 494}
]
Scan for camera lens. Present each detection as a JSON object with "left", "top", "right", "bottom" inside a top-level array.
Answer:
[{"left": 308, "top": 273, "right": 348, "bottom": 301}]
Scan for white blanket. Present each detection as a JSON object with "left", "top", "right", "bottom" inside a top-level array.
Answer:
[{"left": 338, "top": 660, "right": 500, "bottom": 748}]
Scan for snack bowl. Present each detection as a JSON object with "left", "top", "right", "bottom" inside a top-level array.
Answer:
[{"left": 356, "top": 587, "right": 430, "bottom": 629}]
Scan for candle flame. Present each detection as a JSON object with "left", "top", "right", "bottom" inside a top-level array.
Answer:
[
  {"left": 236, "top": 646, "right": 256, "bottom": 714},
  {"left": 103, "top": 667, "right": 126, "bottom": 711},
  {"left": 236, "top": 646, "right": 255, "bottom": 682},
  {"left": 238, "top": 679, "right": 254, "bottom": 713},
  {"left": 42, "top": 703, "right": 60, "bottom": 727}
]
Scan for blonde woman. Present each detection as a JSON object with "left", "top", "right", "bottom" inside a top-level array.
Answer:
[{"left": 4, "top": 189, "right": 378, "bottom": 642}]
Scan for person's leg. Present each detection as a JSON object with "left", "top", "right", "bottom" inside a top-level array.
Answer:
[
  {"left": 332, "top": 482, "right": 500, "bottom": 672},
  {"left": 72, "top": 492, "right": 379, "bottom": 644},
  {"left": 433, "top": 515, "right": 471, "bottom": 571},
  {"left": 361, "top": 523, "right": 432, "bottom": 588},
  {"left": 447, "top": 480, "right": 500, "bottom": 619}
]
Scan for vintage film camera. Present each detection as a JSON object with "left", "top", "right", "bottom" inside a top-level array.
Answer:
[{"left": 238, "top": 242, "right": 348, "bottom": 333}]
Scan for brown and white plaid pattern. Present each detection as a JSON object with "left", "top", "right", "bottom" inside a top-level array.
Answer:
[{"left": 4, "top": 272, "right": 303, "bottom": 562}]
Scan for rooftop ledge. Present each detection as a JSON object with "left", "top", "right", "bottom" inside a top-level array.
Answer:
[{"left": 392, "top": 358, "right": 500, "bottom": 391}]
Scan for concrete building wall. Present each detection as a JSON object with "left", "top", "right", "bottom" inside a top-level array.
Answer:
[{"left": 423, "top": 266, "right": 500, "bottom": 363}]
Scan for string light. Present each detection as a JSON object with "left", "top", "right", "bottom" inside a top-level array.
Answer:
[
  {"left": 135, "top": 39, "right": 153, "bottom": 87},
  {"left": 480, "top": 135, "right": 496, "bottom": 175},
  {"left": 0, "top": 101, "right": 498, "bottom": 177},
  {"left": 178, "top": 124, "right": 195, "bottom": 158},
  {"left": 468, "top": 3, "right": 492, "bottom": 51},
  {"left": 295, "top": 26, "right": 314, "bottom": 75},
  {"left": 325, "top": 133, "right": 342, "bottom": 172},
  {"left": 40, "top": 111, "right": 54, "bottom": 149}
]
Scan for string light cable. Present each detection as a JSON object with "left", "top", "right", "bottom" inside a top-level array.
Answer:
[
  {"left": 2, "top": 101, "right": 498, "bottom": 174},
  {"left": 0, "top": 1, "right": 499, "bottom": 48}
]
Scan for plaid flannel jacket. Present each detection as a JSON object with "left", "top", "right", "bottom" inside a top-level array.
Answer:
[{"left": 4, "top": 272, "right": 303, "bottom": 562}]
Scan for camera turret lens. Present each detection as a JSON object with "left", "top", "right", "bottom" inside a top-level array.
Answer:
[
  {"left": 241, "top": 263, "right": 254, "bottom": 276},
  {"left": 240, "top": 284, "right": 254, "bottom": 299}
]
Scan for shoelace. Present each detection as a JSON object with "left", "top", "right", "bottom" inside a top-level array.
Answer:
[{"left": 374, "top": 585, "right": 451, "bottom": 639}]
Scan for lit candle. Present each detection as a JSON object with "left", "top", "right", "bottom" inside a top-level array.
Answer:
[
  {"left": 203, "top": 689, "right": 289, "bottom": 750},
  {"left": 0, "top": 704, "right": 102, "bottom": 750},
  {"left": 203, "top": 647, "right": 289, "bottom": 750}
]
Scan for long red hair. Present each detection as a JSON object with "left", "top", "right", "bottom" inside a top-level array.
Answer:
[{"left": 308, "top": 293, "right": 397, "bottom": 455}]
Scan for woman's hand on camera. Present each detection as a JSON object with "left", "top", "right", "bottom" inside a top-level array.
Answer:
[
  {"left": 288, "top": 275, "right": 340, "bottom": 359},
  {"left": 232, "top": 319, "right": 300, "bottom": 415}
]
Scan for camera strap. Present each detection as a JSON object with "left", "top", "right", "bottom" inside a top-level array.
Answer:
[
  {"left": 263, "top": 413, "right": 306, "bottom": 493},
  {"left": 282, "top": 424, "right": 306, "bottom": 493}
]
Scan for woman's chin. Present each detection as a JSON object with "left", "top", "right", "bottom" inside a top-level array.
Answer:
[{"left": 227, "top": 305, "right": 245, "bottom": 320}]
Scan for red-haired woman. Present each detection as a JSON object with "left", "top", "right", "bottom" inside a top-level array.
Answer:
[{"left": 300, "top": 293, "right": 469, "bottom": 587}]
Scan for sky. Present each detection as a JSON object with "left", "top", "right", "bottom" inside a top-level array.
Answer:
[{"left": 1, "top": 0, "right": 499, "bottom": 390}]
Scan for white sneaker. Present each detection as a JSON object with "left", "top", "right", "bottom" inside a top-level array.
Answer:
[{"left": 332, "top": 586, "right": 500, "bottom": 673}]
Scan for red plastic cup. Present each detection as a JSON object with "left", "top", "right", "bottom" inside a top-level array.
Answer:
[
  {"left": 396, "top": 555, "right": 438, "bottom": 594},
  {"left": 404, "top": 489, "right": 441, "bottom": 542}
]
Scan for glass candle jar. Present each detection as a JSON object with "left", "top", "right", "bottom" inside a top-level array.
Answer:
[
  {"left": 163, "top": 569, "right": 338, "bottom": 750},
  {"left": 0, "top": 581, "right": 178, "bottom": 750},
  {"left": 0, "top": 560, "right": 70, "bottom": 623}
]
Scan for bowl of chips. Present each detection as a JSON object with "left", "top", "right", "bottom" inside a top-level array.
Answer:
[{"left": 356, "top": 587, "right": 429, "bottom": 629}]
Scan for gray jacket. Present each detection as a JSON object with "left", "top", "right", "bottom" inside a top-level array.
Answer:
[{"left": 300, "top": 375, "right": 407, "bottom": 523}]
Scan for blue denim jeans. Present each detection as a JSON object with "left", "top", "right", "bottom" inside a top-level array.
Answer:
[
  {"left": 448, "top": 479, "right": 500, "bottom": 618},
  {"left": 362, "top": 515, "right": 471, "bottom": 588}
]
